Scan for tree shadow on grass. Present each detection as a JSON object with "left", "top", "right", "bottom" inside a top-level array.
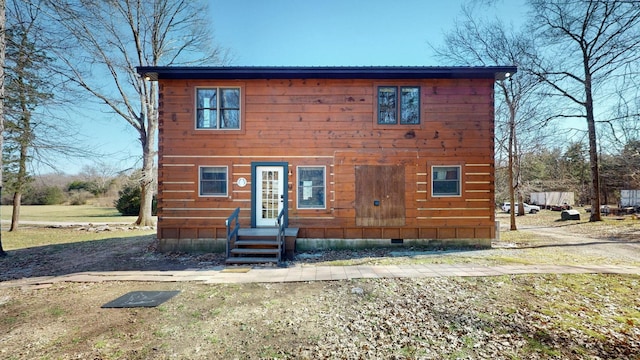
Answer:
[
  {"left": 514, "top": 239, "right": 640, "bottom": 250},
  {"left": 0, "top": 235, "right": 225, "bottom": 282}
]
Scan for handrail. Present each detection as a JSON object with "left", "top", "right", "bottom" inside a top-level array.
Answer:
[
  {"left": 276, "top": 207, "right": 286, "bottom": 262},
  {"left": 225, "top": 207, "right": 241, "bottom": 258}
]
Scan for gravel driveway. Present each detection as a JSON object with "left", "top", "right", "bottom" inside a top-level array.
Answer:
[{"left": 517, "top": 222, "right": 640, "bottom": 264}]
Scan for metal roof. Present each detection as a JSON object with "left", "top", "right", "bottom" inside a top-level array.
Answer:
[{"left": 136, "top": 66, "right": 517, "bottom": 81}]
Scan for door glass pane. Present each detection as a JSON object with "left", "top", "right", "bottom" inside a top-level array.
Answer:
[{"left": 261, "top": 170, "right": 280, "bottom": 219}]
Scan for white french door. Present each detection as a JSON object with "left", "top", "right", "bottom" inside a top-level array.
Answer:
[{"left": 255, "top": 166, "right": 285, "bottom": 227}]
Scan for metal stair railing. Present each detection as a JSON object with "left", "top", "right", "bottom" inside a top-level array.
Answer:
[
  {"left": 225, "top": 207, "right": 240, "bottom": 258},
  {"left": 276, "top": 207, "right": 286, "bottom": 263}
]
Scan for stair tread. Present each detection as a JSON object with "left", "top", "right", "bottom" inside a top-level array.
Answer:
[
  {"left": 235, "top": 240, "right": 280, "bottom": 246},
  {"left": 226, "top": 256, "right": 279, "bottom": 264},
  {"left": 231, "top": 248, "right": 280, "bottom": 255}
]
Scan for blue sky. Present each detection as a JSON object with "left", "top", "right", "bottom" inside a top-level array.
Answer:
[
  {"left": 65, "top": 0, "right": 525, "bottom": 175},
  {"left": 209, "top": 0, "right": 526, "bottom": 66}
]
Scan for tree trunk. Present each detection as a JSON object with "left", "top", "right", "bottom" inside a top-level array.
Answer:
[
  {"left": 513, "top": 125, "right": 525, "bottom": 217},
  {"left": 135, "top": 92, "right": 157, "bottom": 227},
  {"left": 0, "top": 186, "right": 5, "bottom": 256},
  {"left": 517, "top": 193, "right": 525, "bottom": 216},
  {"left": 585, "top": 74, "right": 601, "bottom": 221},
  {"left": 10, "top": 192, "right": 21, "bottom": 232},
  {"left": 10, "top": 120, "right": 30, "bottom": 231},
  {"left": 135, "top": 132, "right": 155, "bottom": 226},
  {"left": 0, "top": 0, "right": 6, "bottom": 256},
  {"left": 508, "top": 103, "right": 517, "bottom": 230}
]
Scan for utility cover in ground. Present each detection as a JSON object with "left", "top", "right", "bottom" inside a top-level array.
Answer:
[{"left": 101, "top": 291, "right": 180, "bottom": 308}]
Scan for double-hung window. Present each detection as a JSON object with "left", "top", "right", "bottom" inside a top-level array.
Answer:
[
  {"left": 377, "top": 86, "right": 420, "bottom": 125},
  {"left": 196, "top": 87, "right": 240, "bottom": 129},
  {"left": 199, "top": 166, "right": 228, "bottom": 197},
  {"left": 432, "top": 166, "right": 461, "bottom": 197},
  {"left": 297, "top": 166, "right": 326, "bottom": 209}
]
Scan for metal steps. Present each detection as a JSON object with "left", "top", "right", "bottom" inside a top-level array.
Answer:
[
  {"left": 226, "top": 236, "right": 281, "bottom": 264},
  {"left": 225, "top": 208, "right": 297, "bottom": 266}
]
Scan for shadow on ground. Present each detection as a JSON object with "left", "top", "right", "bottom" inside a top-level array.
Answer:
[{"left": 0, "top": 235, "right": 225, "bottom": 281}]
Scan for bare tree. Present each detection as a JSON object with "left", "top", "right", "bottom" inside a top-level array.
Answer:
[
  {"left": 44, "top": 0, "right": 231, "bottom": 226},
  {"left": 4, "top": 1, "right": 48, "bottom": 231},
  {"left": 527, "top": 0, "right": 640, "bottom": 221},
  {"left": 3, "top": 0, "right": 91, "bottom": 231},
  {"left": 0, "top": 0, "right": 6, "bottom": 256},
  {"left": 433, "top": 5, "right": 542, "bottom": 230}
]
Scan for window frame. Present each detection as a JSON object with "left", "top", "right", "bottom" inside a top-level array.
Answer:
[
  {"left": 431, "top": 165, "right": 462, "bottom": 197},
  {"left": 296, "top": 166, "right": 326, "bottom": 209},
  {"left": 199, "top": 165, "right": 229, "bottom": 197},
  {"left": 376, "top": 85, "right": 421, "bottom": 126},
  {"left": 195, "top": 86, "right": 242, "bottom": 130}
]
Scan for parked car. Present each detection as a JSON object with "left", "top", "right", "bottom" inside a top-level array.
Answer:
[
  {"left": 550, "top": 204, "right": 572, "bottom": 211},
  {"left": 501, "top": 202, "right": 541, "bottom": 214}
]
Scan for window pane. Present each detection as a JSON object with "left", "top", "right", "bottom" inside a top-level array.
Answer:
[
  {"left": 196, "top": 89, "right": 217, "bottom": 129},
  {"left": 400, "top": 87, "right": 420, "bottom": 124},
  {"left": 197, "top": 109, "right": 217, "bottom": 129},
  {"left": 298, "top": 167, "right": 325, "bottom": 208},
  {"left": 221, "top": 88, "right": 239, "bottom": 109},
  {"left": 200, "top": 167, "right": 227, "bottom": 196},
  {"left": 432, "top": 166, "right": 460, "bottom": 196},
  {"left": 221, "top": 109, "right": 239, "bottom": 129},
  {"left": 197, "top": 89, "right": 217, "bottom": 109},
  {"left": 378, "top": 87, "right": 397, "bottom": 124},
  {"left": 195, "top": 87, "right": 241, "bottom": 130}
]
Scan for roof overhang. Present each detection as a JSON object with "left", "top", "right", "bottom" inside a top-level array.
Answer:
[{"left": 136, "top": 66, "right": 517, "bottom": 82}]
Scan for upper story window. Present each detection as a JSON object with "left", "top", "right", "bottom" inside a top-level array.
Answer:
[
  {"left": 377, "top": 86, "right": 420, "bottom": 125},
  {"left": 196, "top": 87, "right": 240, "bottom": 129},
  {"left": 432, "top": 165, "right": 461, "bottom": 197}
]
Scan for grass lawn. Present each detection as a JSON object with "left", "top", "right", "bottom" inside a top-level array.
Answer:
[
  {"left": 0, "top": 205, "right": 155, "bottom": 251},
  {"left": 0, "top": 204, "right": 143, "bottom": 224},
  {"left": 0, "top": 227, "right": 155, "bottom": 251}
]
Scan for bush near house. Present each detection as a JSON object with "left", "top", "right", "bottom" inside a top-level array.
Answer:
[{"left": 115, "top": 183, "right": 157, "bottom": 216}]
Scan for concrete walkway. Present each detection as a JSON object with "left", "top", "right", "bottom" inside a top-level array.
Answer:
[{"left": 2, "top": 263, "right": 639, "bottom": 289}]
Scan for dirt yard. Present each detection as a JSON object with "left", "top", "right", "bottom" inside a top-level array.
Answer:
[{"left": 0, "top": 212, "right": 639, "bottom": 359}]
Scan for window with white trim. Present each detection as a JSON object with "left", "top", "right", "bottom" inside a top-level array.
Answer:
[
  {"left": 199, "top": 166, "right": 228, "bottom": 196},
  {"left": 196, "top": 87, "right": 240, "bottom": 129},
  {"left": 432, "top": 166, "right": 461, "bottom": 197},
  {"left": 297, "top": 166, "right": 325, "bottom": 209},
  {"left": 377, "top": 86, "right": 420, "bottom": 125}
]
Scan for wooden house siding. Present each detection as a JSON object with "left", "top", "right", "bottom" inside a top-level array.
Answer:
[{"left": 149, "top": 69, "right": 508, "bottom": 251}]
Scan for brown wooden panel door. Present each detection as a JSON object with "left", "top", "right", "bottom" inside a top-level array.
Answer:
[{"left": 355, "top": 165, "right": 405, "bottom": 226}]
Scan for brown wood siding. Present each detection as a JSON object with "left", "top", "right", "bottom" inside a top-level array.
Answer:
[{"left": 157, "top": 77, "right": 496, "bottom": 243}]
